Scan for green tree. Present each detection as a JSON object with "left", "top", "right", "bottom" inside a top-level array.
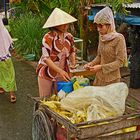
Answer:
[
  {"left": 94, "top": 0, "right": 133, "bottom": 15},
  {"left": 10, "top": 0, "right": 133, "bottom": 60}
]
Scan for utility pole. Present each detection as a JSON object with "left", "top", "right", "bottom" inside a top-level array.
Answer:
[{"left": 3, "top": 0, "right": 7, "bottom": 18}]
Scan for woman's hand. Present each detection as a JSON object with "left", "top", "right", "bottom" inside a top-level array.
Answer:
[
  {"left": 84, "top": 62, "right": 92, "bottom": 70},
  {"left": 89, "top": 65, "right": 102, "bottom": 73},
  {"left": 58, "top": 69, "right": 71, "bottom": 82},
  {"left": 70, "top": 64, "right": 79, "bottom": 69}
]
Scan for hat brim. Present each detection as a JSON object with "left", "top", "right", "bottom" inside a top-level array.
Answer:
[{"left": 43, "top": 8, "right": 77, "bottom": 28}]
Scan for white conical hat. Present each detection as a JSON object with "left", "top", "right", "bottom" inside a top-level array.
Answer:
[{"left": 43, "top": 8, "right": 77, "bottom": 28}]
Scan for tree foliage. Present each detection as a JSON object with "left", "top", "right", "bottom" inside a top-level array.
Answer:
[
  {"left": 95, "top": 0, "right": 133, "bottom": 15},
  {"left": 10, "top": 0, "right": 133, "bottom": 60}
]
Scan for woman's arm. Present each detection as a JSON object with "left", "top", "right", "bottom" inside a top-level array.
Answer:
[
  {"left": 44, "top": 57, "right": 71, "bottom": 81},
  {"left": 101, "top": 35, "right": 127, "bottom": 74},
  {"left": 69, "top": 52, "right": 77, "bottom": 69},
  {"left": 84, "top": 45, "right": 101, "bottom": 69}
]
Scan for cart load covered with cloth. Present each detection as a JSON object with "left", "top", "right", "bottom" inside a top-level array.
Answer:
[{"left": 31, "top": 82, "right": 140, "bottom": 140}]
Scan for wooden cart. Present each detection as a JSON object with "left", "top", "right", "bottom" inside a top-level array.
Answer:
[{"left": 30, "top": 93, "right": 140, "bottom": 140}]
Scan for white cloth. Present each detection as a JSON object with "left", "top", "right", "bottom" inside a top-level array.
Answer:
[
  {"left": 94, "top": 6, "right": 115, "bottom": 32},
  {"left": 94, "top": 7, "right": 119, "bottom": 42},
  {"left": 0, "top": 17, "right": 13, "bottom": 60}
]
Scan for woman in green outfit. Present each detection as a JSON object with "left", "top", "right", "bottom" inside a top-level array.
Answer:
[{"left": 0, "top": 17, "right": 17, "bottom": 103}]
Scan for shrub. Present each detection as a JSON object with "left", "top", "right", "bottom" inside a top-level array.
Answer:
[{"left": 9, "top": 13, "right": 47, "bottom": 60}]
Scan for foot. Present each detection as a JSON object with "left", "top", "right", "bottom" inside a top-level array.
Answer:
[
  {"left": 10, "top": 93, "right": 16, "bottom": 103},
  {"left": 0, "top": 88, "right": 5, "bottom": 94}
]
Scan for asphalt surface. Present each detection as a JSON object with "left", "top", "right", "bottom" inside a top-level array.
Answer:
[{"left": 0, "top": 57, "right": 39, "bottom": 140}]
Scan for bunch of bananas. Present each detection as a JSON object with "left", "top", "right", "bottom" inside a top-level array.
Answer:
[{"left": 40, "top": 95, "right": 87, "bottom": 124}]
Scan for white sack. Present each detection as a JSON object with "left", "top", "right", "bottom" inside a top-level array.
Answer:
[{"left": 60, "top": 82, "right": 128, "bottom": 121}]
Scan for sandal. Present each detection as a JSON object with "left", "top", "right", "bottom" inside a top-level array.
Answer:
[
  {"left": 0, "top": 88, "right": 5, "bottom": 94},
  {"left": 10, "top": 94, "right": 16, "bottom": 103}
]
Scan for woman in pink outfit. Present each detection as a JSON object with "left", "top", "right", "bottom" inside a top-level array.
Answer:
[{"left": 36, "top": 8, "right": 77, "bottom": 97}]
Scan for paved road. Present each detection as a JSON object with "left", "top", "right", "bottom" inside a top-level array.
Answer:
[{"left": 0, "top": 57, "right": 39, "bottom": 140}]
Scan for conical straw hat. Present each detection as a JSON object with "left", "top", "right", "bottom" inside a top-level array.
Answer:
[{"left": 43, "top": 8, "right": 77, "bottom": 28}]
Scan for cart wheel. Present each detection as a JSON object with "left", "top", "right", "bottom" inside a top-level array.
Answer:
[{"left": 32, "top": 109, "right": 55, "bottom": 140}]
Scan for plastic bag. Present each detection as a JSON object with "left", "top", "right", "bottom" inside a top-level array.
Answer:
[
  {"left": 60, "top": 82, "right": 128, "bottom": 121},
  {"left": 58, "top": 90, "right": 66, "bottom": 99},
  {"left": 72, "top": 76, "right": 90, "bottom": 90},
  {"left": 73, "top": 81, "right": 83, "bottom": 91}
]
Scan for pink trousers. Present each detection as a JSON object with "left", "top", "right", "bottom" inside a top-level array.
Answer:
[{"left": 38, "top": 77, "right": 57, "bottom": 97}]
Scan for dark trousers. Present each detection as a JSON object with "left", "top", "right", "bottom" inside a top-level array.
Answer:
[{"left": 130, "top": 70, "right": 140, "bottom": 88}]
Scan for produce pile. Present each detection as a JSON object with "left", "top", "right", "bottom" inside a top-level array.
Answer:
[
  {"left": 41, "top": 95, "right": 87, "bottom": 124},
  {"left": 40, "top": 82, "right": 128, "bottom": 124}
]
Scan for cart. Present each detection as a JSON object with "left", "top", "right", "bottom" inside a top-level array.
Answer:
[{"left": 30, "top": 93, "right": 140, "bottom": 140}]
